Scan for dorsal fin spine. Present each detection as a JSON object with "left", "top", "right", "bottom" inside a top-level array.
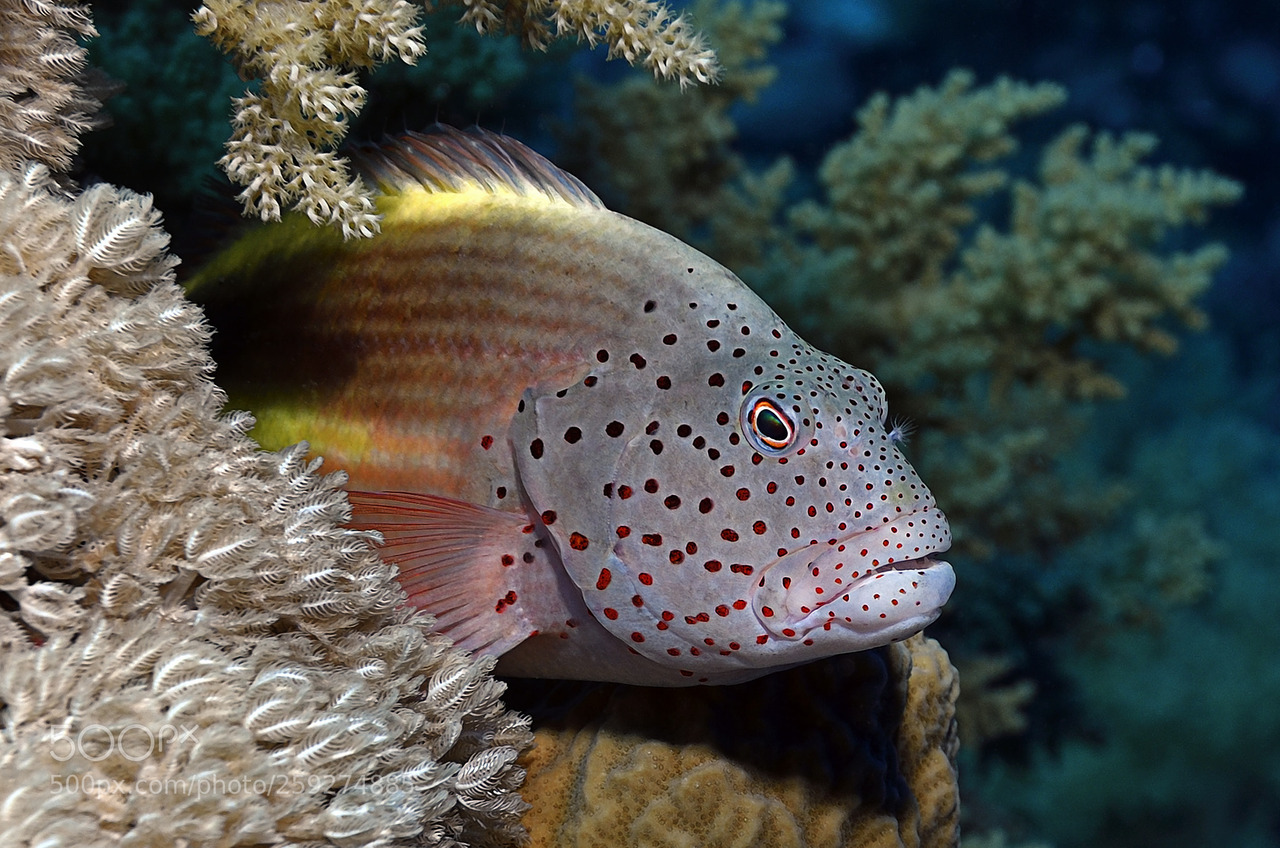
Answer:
[{"left": 350, "top": 125, "right": 606, "bottom": 210}]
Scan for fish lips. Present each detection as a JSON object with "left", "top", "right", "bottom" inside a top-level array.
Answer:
[{"left": 751, "top": 507, "right": 955, "bottom": 642}]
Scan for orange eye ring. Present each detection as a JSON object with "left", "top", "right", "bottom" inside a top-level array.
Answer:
[{"left": 743, "top": 396, "right": 797, "bottom": 454}]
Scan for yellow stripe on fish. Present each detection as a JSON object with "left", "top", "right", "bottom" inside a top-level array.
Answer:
[{"left": 189, "top": 126, "right": 955, "bottom": 686}]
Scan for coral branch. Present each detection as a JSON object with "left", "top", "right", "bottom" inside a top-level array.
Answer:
[{"left": 194, "top": 0, "right": 720, "bottom": 237}]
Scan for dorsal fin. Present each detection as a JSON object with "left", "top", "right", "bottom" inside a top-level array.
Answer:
[{"left": 350, "top": 125, "right": 606, "bottom": 210}]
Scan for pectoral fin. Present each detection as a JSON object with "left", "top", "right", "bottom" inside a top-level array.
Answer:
[{"left": 346, "top": 490, "right": 553, "bottom": 655}]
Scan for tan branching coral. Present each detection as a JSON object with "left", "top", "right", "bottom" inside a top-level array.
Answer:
[
  {"left": 192, "top": 0, "right": 428, "bottom": 238},
  {"left": 455, "top": 0, "right": 719, "bottom": 86},
  {"left": 193, "top": 0, "right": 719, "bottom": 237},
  {"left": 517, "top": 635, "right": 960, "bottom": 848}
]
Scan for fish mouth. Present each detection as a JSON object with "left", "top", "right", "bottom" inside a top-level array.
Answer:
[{"left": 751, "top": 507, "right": 955, "bottom": 640}]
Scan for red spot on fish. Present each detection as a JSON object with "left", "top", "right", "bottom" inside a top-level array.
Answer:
[
  {"left": 703, "top": 560, "right": 722, "bottom": 572},
  {"left": 761, "top": 606, "right": 774, "bottom": 617},
  {"left": 480, "top": 435, "right": 494, "bottom": 450},
  {"left": 669, "top": 550, "right": 684, "bottom": 564},
  {"left": 603, "top": 607, "right": 618, "bottom": 620},
  {"left": 616, "top": 525, "right": 631, "bottom": 537},
  {"left": 638, "top": 572, "right": 653, "bottom": 585},
  {"left": 699, "top": 497, "right": 714, "bottom": 513},
  {"left": 618, "top": 485, "right": 633, "bottom": 499},
  {"left": 570, "top": 532, "right": 590, "bottom": 551},
  {"left": 596, "top": 568, "right": 612, "bottom": 590},
  {"left": 752, "top": 520, "right": 767, "bottom": 535},
  {"left": 644, "top": 478, "right": 659, "bottom": 493},
  {"left": 782, "top": 628, "right": 796, "bottom": 637},
  {"left": 736, "top": 488, "right": 750, "bottom": 501},
  {"left": 541, "top": 510, "right": 557, "bottom": 525},
  {"left": 642, "top": 533, "right": 662, "bottom": 546},
  {"left": 668, "top": 647, "right": 681, "bottom": 656},
  {"left": 501, "top": 554, "right": 514, "bottom": 566},
  {"left": 729, "top": 563, "right": 753, "bottom": 575},
  {"left": 631, "top": 632, "right": 645, "bottom": 643},
  {"left": 756, "top": 635, "right": 769, "bottom": 645},
  {"left": 721, "top": 528, "right": 739, "bottom": 542},
  {"left": 732, "top": 599, "right": 747, "bottom": 610},
  {"left": 715, "top": 604, "right": 730, "bottom": 617},
  {"left": 632, "top": 595, "right": 644, "bottom": 607}
]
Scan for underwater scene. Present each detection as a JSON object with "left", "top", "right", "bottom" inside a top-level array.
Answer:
[{"left": 1, "top": 0, "right": 1277, "bottom": 846}]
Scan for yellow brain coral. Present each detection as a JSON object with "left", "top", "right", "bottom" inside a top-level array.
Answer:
[{"left": 517, "top": 634, "right": 959, "bottom": 848}]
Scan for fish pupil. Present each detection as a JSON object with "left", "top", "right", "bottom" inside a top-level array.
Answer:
[{"left": 755, "top": 407, "right": 789, "bottom": 443}]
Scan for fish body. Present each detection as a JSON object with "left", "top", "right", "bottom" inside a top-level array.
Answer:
[{"left": 190, "top": 127, "right": 954, "bottom": 685}]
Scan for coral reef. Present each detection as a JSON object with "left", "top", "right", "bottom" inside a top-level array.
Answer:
[
  {"left": 0, "top": 2, "right": 531, "bottom": 845},
  {"left": 193, "top": 0, "right": 720, "bottom": 237},
  {"left": 515, "top": 635, "right": 959, "bottom": 848}
]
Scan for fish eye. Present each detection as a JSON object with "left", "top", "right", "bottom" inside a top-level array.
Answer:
[{"left": 741, "top": 395, "right": 799, "bottom": 456}]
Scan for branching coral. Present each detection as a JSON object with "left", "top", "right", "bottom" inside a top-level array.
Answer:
[
  {"left": 193, "top": 0, "right": 428, "bottom": 238},
  {"left": 454, "top": 0, "right": 719, "bottom": 86},
  {"left": 193, "top": 0, "right": 720, "bottom": 238},
  {"left": 561, "top": 0, "right": 786, "bottom": 241}
]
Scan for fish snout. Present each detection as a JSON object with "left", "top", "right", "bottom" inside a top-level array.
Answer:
[{"left": 750, "top": 508, "right": 954, "bottom": 644}]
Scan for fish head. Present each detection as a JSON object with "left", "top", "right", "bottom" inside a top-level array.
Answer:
[{"left": 511, "top": 296, "right": 954, "bottom": 681}]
